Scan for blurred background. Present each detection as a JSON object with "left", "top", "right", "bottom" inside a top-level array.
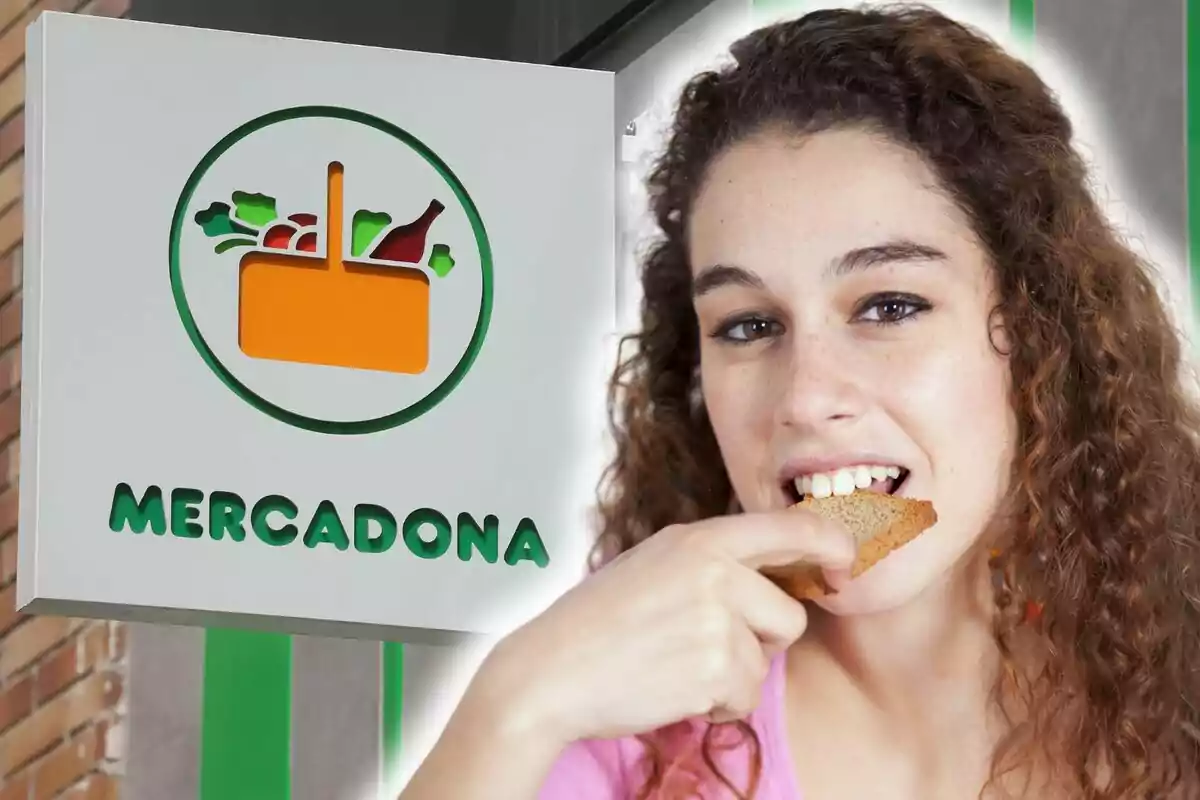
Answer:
[{"left": 0, "top": 1, "right": 1193, "bottom": 799}]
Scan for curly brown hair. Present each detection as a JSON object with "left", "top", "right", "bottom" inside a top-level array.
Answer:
[{"left": 594, "top": 4, "right": 1200, "bottom": 798}]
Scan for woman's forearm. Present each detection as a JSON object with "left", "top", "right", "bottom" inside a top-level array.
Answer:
[{"left": 397, "top": 662, "right": 566, "bottom": 799}]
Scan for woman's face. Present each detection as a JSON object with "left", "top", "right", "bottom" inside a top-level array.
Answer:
[{"left": 689, "top": 127, "right": 1017, "bottom": 613}]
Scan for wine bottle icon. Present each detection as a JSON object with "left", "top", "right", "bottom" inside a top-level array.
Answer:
[
  {"left": 370, "top": 199, "right": 445, "bottom": 264},
  {"left": 236, "top": 161, "right": 438, "bottom": 375}
]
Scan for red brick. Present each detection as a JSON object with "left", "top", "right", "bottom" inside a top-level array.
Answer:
[
  {"left": 0, "top": 111, "right": 20, "bottom": 168},
  {"left": 0, "top": 244, "right": 16, "bottom": 303},
  {"left": 0, "top": 296, "right": 19, "bottom": 350},
  {"left": 0, "top": 388, "right": 19, "bottom": 443},
  {"left": 33, "top": 642, "right": 78, "bottom": 705},
  {"left": 60, "top": 772, "right": 115, "bottom": 800},
  {"left": 0, "top": 205, "right": 18, "bottom": 258},
  {"left": 0, "top": 531, "right": 14, "bottom": 585},
  {"left": 0, "top": 2, "right": 84, "bottom": 82},
  {"left": 0, "top": 156, "right": 18, "bottom": 215},
  {"left": 0, "top": 64, "right": 22, "bottom": 127},
  {"left": 30, "top": 724, "right": 104, "bottom": 800},
  {"left": 3, "top": 439, "right": 17, "bottom": 486},
  {"left": 0, "top": 772, "right": 28, "bottom": 800},
  {"left": 0, "top": 2, "right": 37, "bottom": 33},
  {"left": 6, "top": 347, "right": 19, "bottom": 386},
  {"left": 0, "top": 617, "right": 82, "bottom": 681},
  {"left": 35, "top": 624, "right": 119, "bottom": 703},
  {"left": 0, "top": 349, "right": 19, "bottom": 399},
  {"left": 0, "top": 670, "right": 121, "bottom": 775},
  {"left": 0, "top": 580, "right": 20, "bottom": 635},
  {"left": 0, "top": 674, "right": 31, "bottom": 734},
  {"left": 7, "top": 247, "right": 17, "bottom": 294},
  {"left": 0, "top": 483, "right": 16, "bottom": 536}
]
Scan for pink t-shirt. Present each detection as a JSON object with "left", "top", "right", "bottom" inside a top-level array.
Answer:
[{"left": 538, "top": 655, "right": 801, "bottom": 799}]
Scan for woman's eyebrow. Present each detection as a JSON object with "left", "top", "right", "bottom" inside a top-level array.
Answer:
[
  {"left": 831, "top": 239, "right": 949, "bottom": 276},
  {"left": 692, "top": 238, "right": 949, "bottom": 297},
  {"left": 692, "top": 264, "right": 764, "bottom": 297}
]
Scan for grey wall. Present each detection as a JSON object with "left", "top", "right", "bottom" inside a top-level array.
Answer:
[{"left": 1037, "top": 0, "right": 1187, "bottom": 288}]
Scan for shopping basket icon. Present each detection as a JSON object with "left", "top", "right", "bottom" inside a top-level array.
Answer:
[{"left": 238, "top": 161, "right": 435, "bottom": 375}]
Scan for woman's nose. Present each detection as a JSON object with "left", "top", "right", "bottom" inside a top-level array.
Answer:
[{"left": 773, "top": 337, "right": 865, "bottom": 431}]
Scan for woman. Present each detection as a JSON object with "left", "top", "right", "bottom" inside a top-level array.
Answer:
[{"left": 401, "top": 5, "right": 1200, "bottom": 798}]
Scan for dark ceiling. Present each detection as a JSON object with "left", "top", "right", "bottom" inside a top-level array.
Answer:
[{"left": 126, "top": 0, "right": 657, "bottom": 65}]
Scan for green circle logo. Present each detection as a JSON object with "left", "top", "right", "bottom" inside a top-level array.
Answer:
[{"left": 169, "top": 106, "right": 493, "bottom": 435}]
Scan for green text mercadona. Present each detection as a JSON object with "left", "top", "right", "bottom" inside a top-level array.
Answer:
[{"left": 107, "top": 483, "right": 550, "bottom": 567}]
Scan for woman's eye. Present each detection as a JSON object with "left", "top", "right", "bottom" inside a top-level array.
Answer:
[
  {"left": 713, "top": 316, "right": 782, "bottom": 343},
  {"left": 854, "top": 293, "right": 931, "bottom": 325}
]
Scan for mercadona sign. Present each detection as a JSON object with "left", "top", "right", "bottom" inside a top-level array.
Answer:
[{"left": 18, "top": 13, "right": 615, "bottom": 641}]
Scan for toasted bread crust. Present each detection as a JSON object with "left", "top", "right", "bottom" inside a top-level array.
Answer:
[{"left": 762, "top": 494, "right": 938, "bottom": 600}]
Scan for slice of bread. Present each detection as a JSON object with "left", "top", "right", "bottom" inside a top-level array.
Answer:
[{"left": 761, "top": 493, "right": 937, "bottom": 600}]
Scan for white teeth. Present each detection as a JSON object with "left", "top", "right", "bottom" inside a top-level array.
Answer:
[
  {"left": 853, "top": 466, "right": 873, "bottom": 489},
  {"left": 831, "top": 469, "right": 857, "bottom": 496},
  {"left": 791, "top": 464, "right": 905, "bottom": 499}
]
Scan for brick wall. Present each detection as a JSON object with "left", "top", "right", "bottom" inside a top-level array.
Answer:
[{"left": 0, "top": 2, "right": 131, "bottom": 800}]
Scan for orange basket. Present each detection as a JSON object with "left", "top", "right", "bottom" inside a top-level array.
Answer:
[{"left": 238, "top": 162, "right": 430, "bottom": 375}]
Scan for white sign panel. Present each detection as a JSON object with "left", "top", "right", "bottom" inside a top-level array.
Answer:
[{"left": 19, "top": 13, "right": 615, "bottom": 641}]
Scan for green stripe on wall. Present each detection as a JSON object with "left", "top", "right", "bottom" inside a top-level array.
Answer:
[
  {"left": 752, "top": 0, "right": 801, "bottom": 11},
  {"left": 753, "top": 0, "right": 801, "bottom": 10},
  {"left": 200, "top": 628, "right": 293, "bottom": 800},
  {"left": 1010, "top": 0, "right": 1036, "bottom": 49},
  {"left": 382, "top": 641, "right": 405, "bottom": 780},
  {"left": 1189, "top": 0, "right": 1200, "bottom": 317}
]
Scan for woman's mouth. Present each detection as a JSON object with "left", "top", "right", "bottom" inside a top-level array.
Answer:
[{"left": 784, "top": 465, "right": 910, "bottom": 503}]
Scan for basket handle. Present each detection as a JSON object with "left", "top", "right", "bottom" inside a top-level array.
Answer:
[{"left": 326, "top": 161, "right": 345, "bottom": 274}]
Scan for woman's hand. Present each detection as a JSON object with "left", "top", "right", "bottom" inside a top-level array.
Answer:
[{"left": 467, "top": 508, "right": 856, "bottom": 748}]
